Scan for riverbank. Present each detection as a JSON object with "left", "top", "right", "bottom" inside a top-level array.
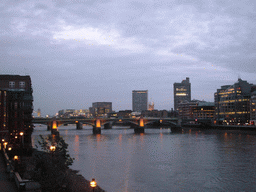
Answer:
[
  {"left": 0, "top": 151, "right": 17, "bottom": 192},
  {"left": 182, "top": 124, "right": 256, "bottom": 131},
  {"left": 24, "top": 148, "right": 106, "bottom": 192}
]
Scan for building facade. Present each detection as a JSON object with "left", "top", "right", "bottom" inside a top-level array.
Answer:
[
  {"left": 90, "top": 102, "right": 112, "bottom": 117},
  {"left": 250, "top": 91, "right": 256, "bottom": 125},
  {"left": 0, "top": 75, "right": 33, "bottom": 146},
  {"left": 173, "top": 77, "right": 191, "bottom": 111},
  {"left": 214, "top": 78, "right": 252, "bottom": 125},
  {"left": 132, "top": 90, "right": 148, "bottom": 112},
  {"left": 177, "top": 100, "right": 199, "bottom": 119},
  {"left": 191, "top": 102, "right": 215, "bottom": 120}
]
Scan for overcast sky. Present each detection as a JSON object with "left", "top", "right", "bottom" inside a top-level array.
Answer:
[{"left": 1, "top": 0, "right": 256, "bottom": 116}]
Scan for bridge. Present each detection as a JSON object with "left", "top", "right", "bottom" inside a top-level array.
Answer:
[{"left": 32, "top": 117, "right": 182, "bottom": 134}]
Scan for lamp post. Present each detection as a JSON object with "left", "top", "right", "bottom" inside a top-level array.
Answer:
[
  {"left": 90, "top": 178, "right": 97, "bottom": 192},
  {"left": 50, "top": 145, "right": 56, "bottom": 152},
  {"left": 50, "top": 145, "right": 56, "bottom": 158},
  {"left": 13, "top": 155, "right": 19, "bottom": 171},
  {"left": 19, "top": 132, "right": 24, "bottom": 148}
]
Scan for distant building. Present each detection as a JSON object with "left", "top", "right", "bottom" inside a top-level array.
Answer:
[
  {"left": 173, "top": 77, "right": 191, "bottom": 111},
  {"left": 132, "top": 90, "right": 148, "bottom": 112},
  {"left": 58, "top": 109, "right": 90, "bottom": 118},
  {"left": 214, "top": 78, "right": 252, "bottom": 125},
  {"left": 90, "top": 102, "right": 112, "bottom": 117},
  {"left": 0, "top": 75, "right": 33, "bottom": 146},
  {"left": 191, "top": 102, "right": 215, "bottom": 120},
  {"left": 250, "top": 91, "right": 256, "bottom": 125},
  {"left": 148, "top": 101, "right": 154, "bottom": 111},
  {"left": 177, "top": 100, "right": 199, "bottom": 119}
]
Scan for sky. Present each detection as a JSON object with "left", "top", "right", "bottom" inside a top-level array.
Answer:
[{"left": 1, "top": 0, "right": 256, "bottom": 116}]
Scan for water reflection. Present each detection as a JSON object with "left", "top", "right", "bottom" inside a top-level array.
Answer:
[{"left": 32, "top": 125, "right": 256, "bottom": 192}]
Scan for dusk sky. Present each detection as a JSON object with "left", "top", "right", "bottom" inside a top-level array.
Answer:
[{"left": 1, "top": 0, "right": 256, "bottom": 116}]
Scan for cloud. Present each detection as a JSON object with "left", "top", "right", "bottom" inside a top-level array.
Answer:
[{"left": 1, "top": 0, "right": 256, "bottom": 115}]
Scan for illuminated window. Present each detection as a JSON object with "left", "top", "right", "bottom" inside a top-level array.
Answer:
[
  {"left": 9, "top": 81, "right": 15, "bottom": 88},
  {"left": 176, "top": 93, "right": 187, "bottom": 96},
  {"left": 19, "top": 81, "right": 25, "bottom": 88}
]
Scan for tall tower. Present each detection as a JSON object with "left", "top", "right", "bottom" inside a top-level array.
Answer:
[
  {"left": 173, "top": 77, "right": 191, "bottom": 111},
  {"left": 132, "top": 90, "right": 148, "bottom": 112}
]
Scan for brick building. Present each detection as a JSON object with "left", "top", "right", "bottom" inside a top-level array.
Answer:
[{"left": 0, "top": 75, "right": 33, "bottom": 147}]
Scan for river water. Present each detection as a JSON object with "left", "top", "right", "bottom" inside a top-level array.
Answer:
[{"left": 32, "top": 125, "right": 256, "bottom": 192}]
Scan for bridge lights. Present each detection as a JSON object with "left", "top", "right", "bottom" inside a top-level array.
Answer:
[{"left": 90, "top": 178, "right": 97, "bottom": 192}]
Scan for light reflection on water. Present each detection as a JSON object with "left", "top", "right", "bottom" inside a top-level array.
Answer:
[{"left": 32, "top": 125, "right": 256, "bottom": 192}]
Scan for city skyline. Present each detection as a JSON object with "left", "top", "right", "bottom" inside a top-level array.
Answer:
[{"left": 1, "top": 0, "right": 256, "bottom": 116}]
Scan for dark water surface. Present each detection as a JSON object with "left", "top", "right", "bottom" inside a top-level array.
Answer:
[{"left": 32, "top": 125, "right": 256, "bottom": 192}]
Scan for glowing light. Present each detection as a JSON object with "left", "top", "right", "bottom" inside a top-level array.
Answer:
[
  {"left": 90, "top": 178, "right": 97, "bottom": 188},
  {"left": 139, "top": 118, "right": 144, "bottom": 127},
  {"left": 52, "top": 121, "right": 57, "bottom": 129},
  {"left": 96, "top": 119, "right": 101, "bottom": 128},
  {"left": 176, "top": 93, "right": 187, "bottom": 96},
  {"left": 20, "top": 132, "right": 24, "bottom": 136},
  {"left": 3, "top": 142, "right": 8, "bottom": 149},
  {"left": 14, "top": 156, "right": 19, "bottom": 160},
  {"left": 50, "top": 145, "right": 56, "bottom": 151}
]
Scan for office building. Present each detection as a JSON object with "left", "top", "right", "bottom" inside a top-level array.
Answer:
[
  {"left": 132, "top": 90, "right": 148, "bottom": 112},
  {"left": 250, "top": 91, "right": 256, "bottom": 125},
  {"left": 173, "top": 77, "right": 191, "bottom": 111},
  {"left": 177, "top": 99, "right": 199, "bottom": 119},
  {"left": 191, "top": 102, "right": 215, "bottom": 120},
  {"left": 0, "top": 75, "right": 33, "bottom": 146},
  {"left": 214, "top": 78, "right": 252, "bottom": 125},
  {"left": 90, "top": 102, "right": 112, "bottom": 117}
]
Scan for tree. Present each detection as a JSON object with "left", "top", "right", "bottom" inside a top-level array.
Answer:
[{"left": 31, "top": 134, "right": 74, "bottom": 191}]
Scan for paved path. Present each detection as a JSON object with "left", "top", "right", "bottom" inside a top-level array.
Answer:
[{"left": 0, "top": 152, "right": 17, "bottom": 192}]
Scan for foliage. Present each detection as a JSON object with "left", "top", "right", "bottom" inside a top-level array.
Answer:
[{"left": 31, "top": 134, "right": 75, "bottom": 191}]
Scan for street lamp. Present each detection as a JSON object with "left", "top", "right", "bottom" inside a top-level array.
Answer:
[
  {"left": 50, "top": 145, "right": 56, "bottom": 152},
  {"left": 13, "top": 155, "right": 19, "bottom": 172},
  {"left": 4, "top": 142, "right": 8, "bottom": 149},
  {"left": 90, "top": 178, "right": 97, "bottom": 192},
  {"left": 20, "top": 132, "right": 24, "bottom": 148}
]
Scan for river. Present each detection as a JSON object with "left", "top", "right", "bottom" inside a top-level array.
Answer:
[{"left": 32, "top": 125, "right": 256, "bottom": 192}]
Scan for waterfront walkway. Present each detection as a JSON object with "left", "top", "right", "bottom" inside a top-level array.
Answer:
[{"left": 0, "top": 153, "right": 17, "bottom": 192}]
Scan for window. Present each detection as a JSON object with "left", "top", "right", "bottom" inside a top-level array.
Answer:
[
  {"left": 9, "top": 81, "right": 15, "bottom": 88},
  {"left": 19, "top": 81, "right": 25, "bottom": 88}
]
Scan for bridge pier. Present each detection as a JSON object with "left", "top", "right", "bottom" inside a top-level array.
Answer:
[
  {"left": 76, "top": 122, "right": 83, "bottom": 130},
  {"left": 104, "top": 123, "right": 112, "bottom": 129},
  {"left": 171, "top": 126, "right": 182, "bottom": 133},
  {"left": 134, "top": 127, "right": 144, "bottom": 133},
  {"left": 93, "top": 119, "right": 101, "bottom": 134},
  {"left": 93, "top": 127, "right": 101, "bottom": 134},
  {"left": 47, "top": 124, "right": 51, "bottom": 131},
  {"left": 134, "top": 118, "right": 145, "bottom": 133}
]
